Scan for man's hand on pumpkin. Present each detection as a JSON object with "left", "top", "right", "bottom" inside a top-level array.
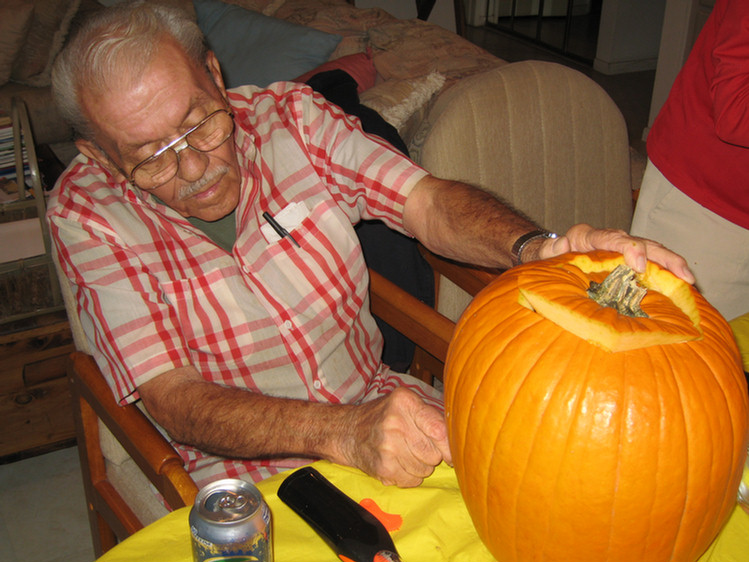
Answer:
[
  {"left": 339, "top": 387, "right": 451, "bottom": 487},
  {"left": 536, "top": 223, "right": 695, "bottom": 284}
]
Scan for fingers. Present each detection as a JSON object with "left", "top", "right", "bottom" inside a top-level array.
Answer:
[
  {"left": 412, "top": 402, "right": 452, "bottom": 467},
  {"left": 538, "top": 234, "right": 571, "bottom": 260},
  {"left": 620, "top": 238, "right": 696, "bottom": 283},
  {"left": 345, "top": 388, "right": 450, "bottom": 487},
  {"left": 561, "top": 223, "right": 695, "bottom": 284},
  {"left": 379, "top": 389, "right": 449, "bottom": 487}
]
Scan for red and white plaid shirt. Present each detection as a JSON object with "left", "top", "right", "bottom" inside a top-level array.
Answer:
[{"left": 48, "top": 83, "right": 442, "bottom": 487}]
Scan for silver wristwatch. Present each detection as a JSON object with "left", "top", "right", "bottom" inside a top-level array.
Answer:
[{"left": 511, "top": 229, "right": 557, "bottom": 266}]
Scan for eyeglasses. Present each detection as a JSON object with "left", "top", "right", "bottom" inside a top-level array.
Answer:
[{"left": 127, "top": 108, "right": 235, "bottom": 190}]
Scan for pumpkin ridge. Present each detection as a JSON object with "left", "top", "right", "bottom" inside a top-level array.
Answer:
[
  {"left": 539, "top": 337, "right": 596, "bottom": 561},
  {"left": 448, "top": 289, "right": 542, "bottom": 476},
  {"left": 631, "top": 351, "right": 667, "bottom": 559},
  {"left": 664, "top": 344, "right": 726, "bottom": 562},
  {"left": 506, "top": 328, "right": 587, "bottom": 561},
  {"left": 470, "top": 349, "right": 519, "bottom": 540},
  {"left": 471, "top": 319, "right": 553, "bottom": 544},
  {"left": 603, "top": 364, "right": 627, "bottom": 562},
  {"left": 448, "top": 322, "right": 507, "bottom": 473},
  {"left": 558, "top": 348, "right": 626, "bottom": 559},
  {"left": 677, "top": 351, "right": 746, "bottom": 560},
  {"left": 652, "top": 345, "right": 691, "bottom": 561},
  {"left": 666, "top": 375, "right": 693, "bottom": 562}
]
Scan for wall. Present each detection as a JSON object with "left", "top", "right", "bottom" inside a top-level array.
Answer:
[
  {"left": 468, "top": 0, "right": 662, "bottom": 74},
  {"left": 355, "top": 0, "right": 457, "bottom": 33},
  {"left": 594, "top": 0, "right": 667, "bottom": 74},
  {"left": 465, "top": 0, "right": 488, "bottom": 25}
]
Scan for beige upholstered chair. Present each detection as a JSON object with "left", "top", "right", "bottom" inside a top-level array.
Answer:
[{"left": 410, "top": 60, "right": 634, "bottom": 323}]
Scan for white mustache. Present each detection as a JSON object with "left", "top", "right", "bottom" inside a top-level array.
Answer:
[{"left": 178, "top": 164, "right": 230, "bottom": 200}]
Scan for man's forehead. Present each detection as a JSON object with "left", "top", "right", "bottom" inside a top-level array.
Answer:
[{"left": 82, "top": 42, "right": 217, "bottom": 149}]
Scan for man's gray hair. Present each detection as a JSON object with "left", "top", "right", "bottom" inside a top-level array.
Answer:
[{"left": 52, "top": 1, "right": 207, "bottom": 140}]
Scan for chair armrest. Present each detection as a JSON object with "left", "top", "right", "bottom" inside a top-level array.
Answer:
[
  {"left": 369, "top": 268, "right": 455, "bottom": 363},
  {"left": 68, "top": 351, "right": 198, "bottom": 510},
  {"left": 418, "top": 245, "right": 500, "bottom": 297}
]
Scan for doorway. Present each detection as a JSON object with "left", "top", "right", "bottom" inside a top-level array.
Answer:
[{"left": 485, "top": 0, "right": 603, "bottom": 64}]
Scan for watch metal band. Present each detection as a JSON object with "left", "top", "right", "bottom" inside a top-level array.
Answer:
[{"left": 511, "top": 229, "right": 557, "bottom": 266}]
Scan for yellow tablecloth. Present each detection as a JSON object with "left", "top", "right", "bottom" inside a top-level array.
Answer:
[
  {"left": 729, "top": 312, "right": 749, "bottom": 372},
  {"left": 98, "top": 461, "right": 748, "bottom": 562}
]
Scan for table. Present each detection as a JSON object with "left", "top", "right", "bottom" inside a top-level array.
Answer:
[{"left": 97, "top": 460, "right": 748, "bottom": 562}]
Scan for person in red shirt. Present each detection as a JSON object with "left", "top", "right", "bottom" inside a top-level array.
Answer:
[{"left": 632, "top": 0, "right": 749, "bottom": 321}]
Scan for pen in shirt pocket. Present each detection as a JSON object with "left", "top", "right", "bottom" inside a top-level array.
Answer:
[{"left": 262, "top": 211, "right": 301, "bottom": 247}]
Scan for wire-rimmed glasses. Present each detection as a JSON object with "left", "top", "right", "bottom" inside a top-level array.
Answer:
[{"left": 127, "top": 108, "right": 234, "bottom": 190}]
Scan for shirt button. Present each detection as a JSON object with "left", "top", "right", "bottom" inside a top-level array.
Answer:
[
  {"left": 283, "top": 320, "right": 293, "bottom": 330},
  {"left": 313, "top": 380, "right": 322, "bottom": 390}
]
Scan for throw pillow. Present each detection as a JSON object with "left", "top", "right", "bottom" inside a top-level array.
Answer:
[
  {"left": 0, "top": 1, "right": 34, "bottom": 86},
  {"left": 294, "top": 51, "right": 377, "bottom": 94},
  {"left": 360, "top": 72, "right": 446, "bottom": 132},
  {"left": 193, "top": 0, "right": 342, "bottom": 89},
  {"left": 11, "top": 0, "right": 82, "bottom": 87}
]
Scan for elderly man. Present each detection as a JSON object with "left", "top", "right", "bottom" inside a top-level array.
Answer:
[{"left": 48, "top": 2, "right": 693, "bottom": 490}]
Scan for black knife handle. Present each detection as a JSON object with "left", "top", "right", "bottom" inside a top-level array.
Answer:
[{"left": 277, "top": 467, "right": 401, "bottom": 562}]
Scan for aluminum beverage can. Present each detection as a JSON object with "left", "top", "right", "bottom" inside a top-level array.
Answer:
[{"left": 189, "top": 478, "right": 273, "bottom": 562}]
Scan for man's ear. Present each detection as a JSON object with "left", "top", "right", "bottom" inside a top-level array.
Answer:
[
  {"left": 206, "top": 50, "right": 227, "bottom": 96},
  {"left": 75, "top": 138, "right": 127, "bottom": 182}
]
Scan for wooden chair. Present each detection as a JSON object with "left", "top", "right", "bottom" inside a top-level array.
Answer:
[{"left": 64, "top": 267, "right": 455, "bottom": 556}]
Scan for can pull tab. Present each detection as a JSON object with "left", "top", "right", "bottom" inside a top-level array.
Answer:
[{"left": 218, "top": 493, "right": 248, "bottom": 511}]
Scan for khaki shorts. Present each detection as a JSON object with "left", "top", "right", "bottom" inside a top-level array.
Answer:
[{"left": 631, "top": 160, "right": 749, "bottom": 321}]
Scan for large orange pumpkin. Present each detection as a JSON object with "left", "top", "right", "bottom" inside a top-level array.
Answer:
[{"left": 444, "top": 250, "right": 749, "bottom": 562}]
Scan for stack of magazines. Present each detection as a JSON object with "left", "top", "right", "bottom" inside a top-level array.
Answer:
[{"left": 0, "top": 113, "right": 30, "bottom": 203}]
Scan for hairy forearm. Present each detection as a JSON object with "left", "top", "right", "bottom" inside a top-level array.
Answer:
[
  {"left": 139, "top": 367, "right": 352, "bottom": 463},
  {"left": 405, "top": 176, "right": 695, "bottom": 283},
  {"left": 405, "top": 177, "right": 539, "bottom": 268},
  {"left": 138, "top": 366, "right": 451, "bottom": 486}
]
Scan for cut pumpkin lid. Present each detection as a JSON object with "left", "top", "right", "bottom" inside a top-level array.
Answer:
[{"left": 517, "top": 254, "right": 702, "bottom": 352}]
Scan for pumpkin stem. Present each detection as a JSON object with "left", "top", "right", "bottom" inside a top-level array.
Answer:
[{"left": 587, "top": 264, "right": 649, "bottom": 318}]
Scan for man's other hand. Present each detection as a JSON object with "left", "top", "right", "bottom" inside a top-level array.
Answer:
[{"left": 340, "top": 387, "right": 452, "bottom": 487}]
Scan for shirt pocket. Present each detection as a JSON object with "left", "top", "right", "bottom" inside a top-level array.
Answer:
[{"left": 257, "top": 199, "right": 367, "bottom": 323}]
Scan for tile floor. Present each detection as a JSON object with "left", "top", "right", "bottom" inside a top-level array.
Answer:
[
  {"left": 0, "top": 22, "right": 656, "bottom": 562},
  {"left": 0, "top": 446, "right": 94, "bottom": 562}
]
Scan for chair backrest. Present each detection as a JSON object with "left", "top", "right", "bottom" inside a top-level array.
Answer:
[{"left": 412, "top": 60, "right": 633, "bottom": 321}]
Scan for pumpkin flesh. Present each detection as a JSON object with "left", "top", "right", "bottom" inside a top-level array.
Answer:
[{"left": 444, "top": 251, "right": 749, "bottom": 562}]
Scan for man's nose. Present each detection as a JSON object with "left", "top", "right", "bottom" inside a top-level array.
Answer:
[{"left": 176, "top": 144, "right": 209, "bottom": 182}]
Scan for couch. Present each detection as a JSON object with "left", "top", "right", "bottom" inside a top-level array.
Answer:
[
  {"left": 1, "top": 0, "right": 634, "bottom": 214},
  {"left": 38, "top": 0, "right": 634, "bottom": 554},
  {"left": 0, "top": 0, "right": 500, "bottom": 145},
  {"left": 6, "top": 0, "right": 633, "bottom": 314}
]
